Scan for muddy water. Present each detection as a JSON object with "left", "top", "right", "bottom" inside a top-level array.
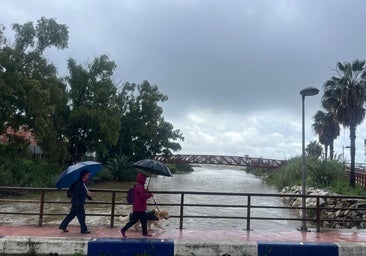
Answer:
[
  {"left": 0, "top": 166, "right": 298, "bottom": 230},
  {"left": 148, "top": 166, "right": 298, "bottom": 230}
]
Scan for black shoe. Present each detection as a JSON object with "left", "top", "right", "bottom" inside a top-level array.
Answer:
[
  {"left": 81, "top": 230, "right": 91, "bottom": 234},
  {"left": 119, "top": 229, "right": 127, "bottom": 238},
  {"left": 59, "top": 227, "right": 69, "bottom": 232}
]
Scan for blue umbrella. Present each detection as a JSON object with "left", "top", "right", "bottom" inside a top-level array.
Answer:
[{"left": 55, "top": 161, "right": 102, "bottom": 189}]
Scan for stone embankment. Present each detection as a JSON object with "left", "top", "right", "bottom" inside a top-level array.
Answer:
[{"left": 281, "top": 185, "right": 366, "bottom": 229}]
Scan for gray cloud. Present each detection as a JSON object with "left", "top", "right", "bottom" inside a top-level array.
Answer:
[{"left": 2, "top": 0, "right": 366, "bottom": 161}]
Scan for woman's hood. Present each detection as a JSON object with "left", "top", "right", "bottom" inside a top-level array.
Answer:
[{"left": 136, "top": 173, "right": 147, "bottom": 184}]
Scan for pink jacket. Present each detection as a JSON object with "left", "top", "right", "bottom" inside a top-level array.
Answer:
[{"left": 133, "top": 174, "right": 153, "bottom": 212}]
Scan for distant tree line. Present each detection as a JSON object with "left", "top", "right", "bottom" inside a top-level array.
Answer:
[{"left": 0, "top": 17, "right": 184, "bottom": 185}]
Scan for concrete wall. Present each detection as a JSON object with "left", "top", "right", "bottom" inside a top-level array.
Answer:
[{"left": 0, "top": 236, "right": 365, "bottom": 256}]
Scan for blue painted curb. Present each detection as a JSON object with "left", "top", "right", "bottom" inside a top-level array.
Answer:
[
  {"left": 88, "top": 238, "right": 174, "bottom": 256},
  {"left": 257, "top": 241, "right": 339, "bottom": 256}
]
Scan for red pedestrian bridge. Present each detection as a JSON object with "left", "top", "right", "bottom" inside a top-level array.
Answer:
[
  {"left": 154, "top": 154, "right": 286, "bottom": 170},
  {"left": 155, "top": 154, "right": 366, "bottom": 188}
]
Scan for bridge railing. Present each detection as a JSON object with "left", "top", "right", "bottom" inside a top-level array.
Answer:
[
  {"left": 155, "top": 154, "right": 286, "bottom": 169},
  {"left": 0, "top": 186, "right": 366, "bottom": 232}
]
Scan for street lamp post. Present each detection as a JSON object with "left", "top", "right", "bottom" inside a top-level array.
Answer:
[
  {"left": 300, "top": 87, "right": 319, "bottom": 231},
  {"left": 343, "top": 145, "right": 351, "bottom": 171},
  {"left": 343, "top": 145, "right": 351, "bottom": 163}
]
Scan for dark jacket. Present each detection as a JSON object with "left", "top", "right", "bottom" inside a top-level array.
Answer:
[
  {"left": 133, "top": 174, "right": 152, "bottom": 212},
  {"left": 71, "top": 179, "right": 88, "bottom": 205}
]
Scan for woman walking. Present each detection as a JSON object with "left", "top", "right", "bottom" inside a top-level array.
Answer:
[{"left": 120, "top": 173, "right": 153, "bottom": 237}]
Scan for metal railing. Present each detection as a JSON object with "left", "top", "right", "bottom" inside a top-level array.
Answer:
[
  {"left": 0, "top": 186, "right": 366, "bottom": 231},
  {"left": 345, "top": 169, "right": 366, "bottom": 188},
  {"left": 155, "top": 154, "right": 286, "bottom": 170}
]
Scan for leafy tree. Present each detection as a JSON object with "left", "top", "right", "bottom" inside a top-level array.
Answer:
[
  {"left": 322, "top": 59, "right": 366, "bottom": 187},
  {"left": 0, "top": 134, "right": 30, "bottom": 158},
  {"left": 67, "top": 55, "right": 121, "bottom": 161},
  {"left": 113, "top": 80, "right": 184, "bottom": 161},
  {"left": 0, "top": 25, "right": 8, "bottom": 127},
  {"left": 0, "top": 17, "right": 69, "bottom": 163},
  {"left": 306, "top": 141, "right": 323, "bottom": 159},
  {"left": 1, "top": 17, "right": 185, "bottom": 185},
  {"left": 312, "top": 110, "right": 340, "bottom": 160}
]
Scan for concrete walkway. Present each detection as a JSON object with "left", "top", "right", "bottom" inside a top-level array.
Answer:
[
  {"left": 2, "top": 224, "right": 366, "bottom": 242},
  {"left": 1, "top": 224, "right": 366, "bottom": 255}
]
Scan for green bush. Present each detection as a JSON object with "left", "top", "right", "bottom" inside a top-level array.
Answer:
[
  {"left": 0, "top": 164, "right": 14, "bottom": 186},
  {"left": 103, "top": 155, "right": 136, "bottom": 182},
  {"left": 329, "top": 176, "right": 366, "bottom": 196},
  {"left": 266, "top": 157, "right": 363, "bottom": 195},
  {"left": 0, "top": 156, "right": 59, "bottom": 187},
  {"left": 266, "top": 157, "right": 302, "bottom": 189},
  {"left": 100, "top": 157, "right": 194, "bottom": 182},
  {"left": 306, "top": 158, "right": 344, "bottom": 187}
]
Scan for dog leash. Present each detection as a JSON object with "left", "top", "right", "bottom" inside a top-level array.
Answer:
[
  {"left": 147, "top": 177, "right": 160, "bottom": 212},
  {"left": 151, "top": 195, "right": 160, "bottom": 212}
]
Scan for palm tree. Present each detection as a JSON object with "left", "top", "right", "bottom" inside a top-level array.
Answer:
[
  {"left": 306, "top": 140, "right": 323, "bottom": 159},
  {"left": 322, "top": 59, "right": 366, "bottom": 187},
  {"left": 312, "top": 110, "right": 340, "bottom": 160},
  {"left": 105, "top": 154, "right": 131, "bottom": 181}
]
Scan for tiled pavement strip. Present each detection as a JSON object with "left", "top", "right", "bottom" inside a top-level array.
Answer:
[{"left": 1, "top": 224, "right": 366, "bottom": 255}]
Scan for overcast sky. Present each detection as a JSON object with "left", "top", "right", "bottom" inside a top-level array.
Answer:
[{"left": 2, "top": 0, "right": 366, "bottom": 162}]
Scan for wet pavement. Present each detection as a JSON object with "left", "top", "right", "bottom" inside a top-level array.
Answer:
[{"left": 1, "top": 224, "right": 366, "bottom": 243}]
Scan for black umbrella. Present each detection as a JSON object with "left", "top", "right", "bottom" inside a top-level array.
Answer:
[
  {"left": 133, "top": 159, "right": 172, "bottom": 210},
  {"left": 133, "top": 159, "right": 172, "bottom": 177}
]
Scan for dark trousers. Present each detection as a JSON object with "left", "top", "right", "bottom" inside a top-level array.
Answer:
[
  {"left": 121, "top": 211, "right": 148, "bottom": 235},
  {"left": 59, "top": 204, "right": 88, "bottom": 232}
]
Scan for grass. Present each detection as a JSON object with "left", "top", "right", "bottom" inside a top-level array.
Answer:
[{"left": 329, "top": 177, "right": 366, "bottom": 196}]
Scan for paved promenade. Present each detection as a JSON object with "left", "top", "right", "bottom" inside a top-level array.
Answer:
[
  {"left": 1, "top": 224, "right": 366, "bottom": 255},
  {"left": 2, "top": 224, "right": 366, "bottom": 242}
]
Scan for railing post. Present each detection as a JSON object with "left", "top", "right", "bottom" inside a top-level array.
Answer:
[
  {"left": 316, "top": 197, "right": 321, "bottom": 232},
  {"left": 110, "top": 191, "right": 116, "bottom": 228},
  {"left": 246, "top": 195, "right": 251, "bottom": 231},
  {"left": 38, "top": 190, "right": 45, "bottom": 227},
  {"left": 179, "top": 193, "right": 184, "bottom": 230}
]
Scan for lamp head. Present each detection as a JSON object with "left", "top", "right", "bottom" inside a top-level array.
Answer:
[{"left": 300, "top": 87, "right": 319, "bottom": 97}]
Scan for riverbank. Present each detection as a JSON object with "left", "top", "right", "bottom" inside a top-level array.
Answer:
[
  {"left": 1, "top": 224, "right": 366, "bottom": 255},
  {"left": 247, "top": 157, "right": 366, "bottom": 197},
  {"left": 281, "top": 185, "right": 366, "bottom": 229}
]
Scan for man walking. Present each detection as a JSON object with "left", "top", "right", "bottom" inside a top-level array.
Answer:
[{"left": 59, "top": 169, "right": 92, "bottom": 234}]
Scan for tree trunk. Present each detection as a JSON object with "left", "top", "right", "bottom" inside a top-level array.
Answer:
[
  {"left": 330, "top": 142, "right": 334, "bottom": 160},
  {"left": 349, "top": 125, "right": 356, "bottom": 187}
]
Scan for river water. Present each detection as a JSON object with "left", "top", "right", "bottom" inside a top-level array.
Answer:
[
  {"left": 147, "top": 165, "right": 298, "bottom": 230},
  {"left": 1, "top": 165, "right": 298, "bottom": 230}
]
